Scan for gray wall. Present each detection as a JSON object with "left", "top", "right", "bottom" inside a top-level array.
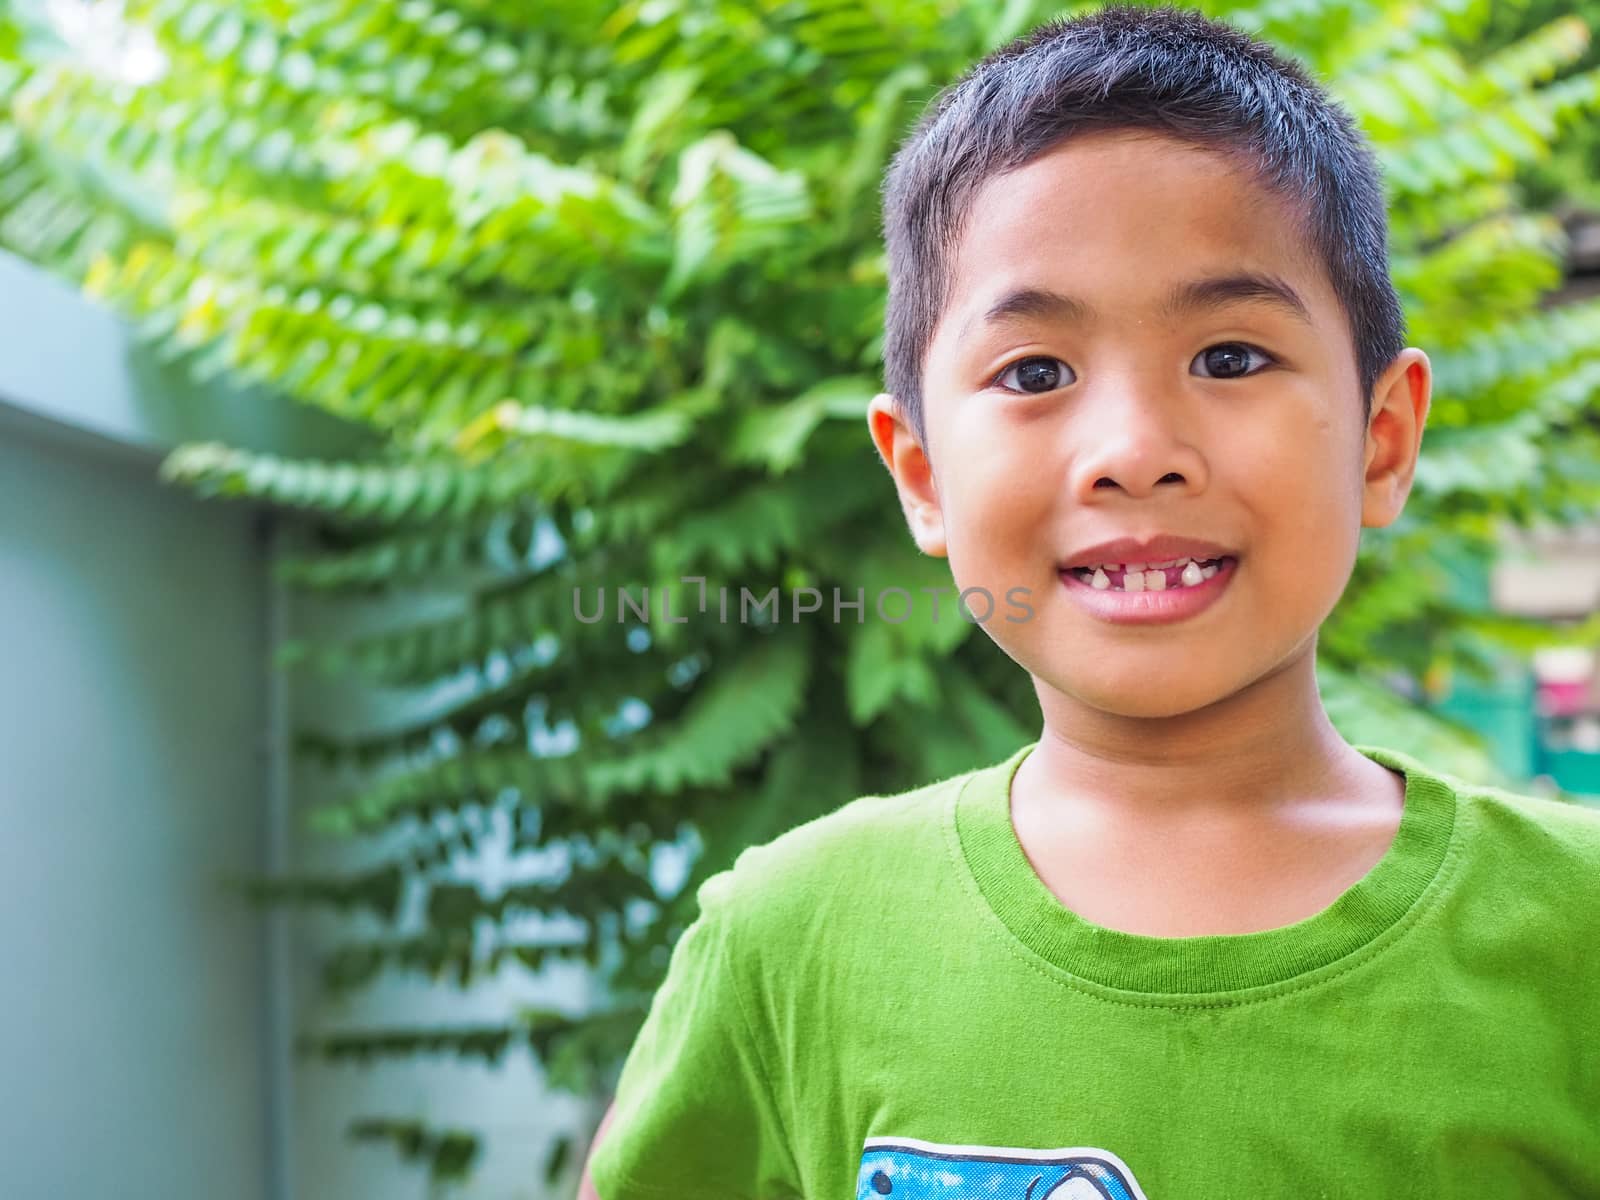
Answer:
[
  {"left": 0, "top": 249, "right": 373, "bottom": 1200},
  {"left": 0, "top": 250, "right": 598, "bottom": 1199},
  {"left": 0, "top": 414, "right": 275, "bottom": 1199}
]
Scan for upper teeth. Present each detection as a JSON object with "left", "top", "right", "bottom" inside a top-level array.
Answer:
[
  {"left": 1073, "top": 556, "right": 1223, "bottom": 591},
  {"left": 1083, "top": 556, "right": 1208, "bottom": 572}
]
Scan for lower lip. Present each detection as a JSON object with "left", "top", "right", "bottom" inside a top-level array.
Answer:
[{"left": 1058, "top": 557, "right": 1238, "bottom": 625}]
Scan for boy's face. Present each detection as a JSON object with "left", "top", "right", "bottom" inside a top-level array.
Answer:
[{"left": 869, "top": 128, "right": 1429, "bottom": 722}]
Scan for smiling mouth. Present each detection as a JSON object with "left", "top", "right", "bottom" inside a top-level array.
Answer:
[{"left": 1063, "top": 556, "right": 1236, "bottom": 592}]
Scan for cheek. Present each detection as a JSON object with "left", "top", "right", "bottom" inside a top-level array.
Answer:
[
  {"left": 1251, "top": 437, "right": 1364, "bottom": 609},
  {"left": 1260, "top": 406, "right": 1366, "bottom": 528},
  {"left": 939, "top": 454, "right": 1058, "bottom": 587}
]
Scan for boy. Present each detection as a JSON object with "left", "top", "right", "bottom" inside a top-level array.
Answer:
[{"left": 584, "top": 5, "right": 1600, "bottom": 1196}]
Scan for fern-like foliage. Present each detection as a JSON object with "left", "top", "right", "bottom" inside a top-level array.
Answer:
[{"left": 5, "top": 0, "right": 1600, "bottom": 1192}]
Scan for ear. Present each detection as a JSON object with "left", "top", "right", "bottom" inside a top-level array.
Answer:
[
  {"left": 866, "top": 392, "right": 948, "bottom": 558},
  {"left": 1361, "top": 348, "right": 1432, "bottom": 529}
]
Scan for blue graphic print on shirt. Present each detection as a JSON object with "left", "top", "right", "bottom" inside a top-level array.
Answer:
[{"left": 857, "top": 1138, "right": 1149, "bottom": 1200}]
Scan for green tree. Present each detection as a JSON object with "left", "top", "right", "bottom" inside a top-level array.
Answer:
[{"left": 4, "top": 0, "right": 1600, "bottom": 1189}]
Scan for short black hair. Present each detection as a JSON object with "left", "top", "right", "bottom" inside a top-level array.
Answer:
[{"left": 880, "top": 2, "right": 1406, "bottom": 449}]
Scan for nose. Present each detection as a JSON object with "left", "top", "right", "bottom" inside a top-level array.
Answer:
[{"left": 1067, "top": 374, "right": 1208, "bottom": 501}]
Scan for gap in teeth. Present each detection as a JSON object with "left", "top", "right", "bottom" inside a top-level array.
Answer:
[{"left": 1073, "top": 557, "right": 1224, "bottom": 591}]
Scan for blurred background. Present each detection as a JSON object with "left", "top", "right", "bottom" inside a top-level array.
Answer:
[{"left": 3, "top": 0, "right": 1600, "bottom": 1196}]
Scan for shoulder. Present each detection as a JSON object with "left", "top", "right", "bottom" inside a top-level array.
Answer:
[
  {"left": 1418, "top": 767, "right": 1600, "bottom": 1016},
  {"left": 691, "top": 755, "right": 1000, "bottom": 934},
  {"left": 1456, "top": 774, "right": 1600, "bottom": 863},
  {"left": 1398, "top": 749, "right": 1600, "bottom": 899}
]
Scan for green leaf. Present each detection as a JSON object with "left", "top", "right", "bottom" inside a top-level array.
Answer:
[{"left": 728, "top": 374, "right": 875, "bottom": 474}]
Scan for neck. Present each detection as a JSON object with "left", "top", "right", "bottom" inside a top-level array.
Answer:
[{"left": 1022, "top": 643, "right": 1379, "bottom": 828}]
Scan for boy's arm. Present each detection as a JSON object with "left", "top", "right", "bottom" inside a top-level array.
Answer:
[
  {"left": 576, "top": 857, "right": 803, "bottom": 1199},
  {"left": 577, "top": 1100, "right": 617, "bottom": 1200}
]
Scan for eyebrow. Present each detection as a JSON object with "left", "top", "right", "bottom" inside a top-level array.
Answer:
[{"left": 959, "top": 272, "right": 1315, "bottom": 341}]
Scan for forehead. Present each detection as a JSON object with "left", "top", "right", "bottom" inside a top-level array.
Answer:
[{"left": 934, "top": 129, "right": 1337, "bottom": 350}]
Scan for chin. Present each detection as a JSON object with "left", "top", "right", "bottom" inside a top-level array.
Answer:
[
  {"left": 1086, "top": 690, "right": 1226, "bottom": 721},
  {"left": 1040, "top": 670, "right": 1237, "bottom": 721}
]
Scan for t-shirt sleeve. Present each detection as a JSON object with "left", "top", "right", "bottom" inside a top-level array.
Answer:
[{"left": 588, "top": 866, "right": 803, "bottom": 1200}]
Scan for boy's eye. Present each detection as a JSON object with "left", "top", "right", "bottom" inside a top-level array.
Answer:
[
  {"left": 993, "top": 355, "right": 1073, "bottom": 394},
  {"left": 1192, "top": 341, "right": 1275, "bottom": 379},
  {"left": 990, "top": 342, "right": 1275, "bottom": 394}
]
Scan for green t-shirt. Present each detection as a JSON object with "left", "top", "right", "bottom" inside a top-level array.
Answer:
[{"left": 590, "top": 742, "right": 1600, "bottom": 1199}]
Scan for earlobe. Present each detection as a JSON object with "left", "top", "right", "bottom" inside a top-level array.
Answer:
[
  {"left": 866, "top": 393, "right": 948, "bottom": 558},
  {"left": 1360, "top": 349, "right": 1432, "bottom": 529}
]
